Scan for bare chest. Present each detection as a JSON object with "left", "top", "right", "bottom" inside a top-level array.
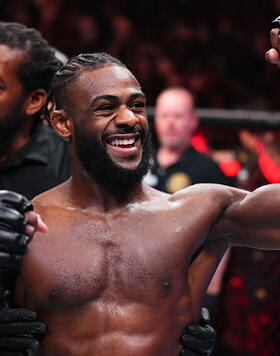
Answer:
[{"left": 18, "top": 208, "right": 209, "bottom": 311}]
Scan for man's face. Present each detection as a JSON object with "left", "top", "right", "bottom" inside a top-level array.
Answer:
[
  {"left": 69, "top": 65, "right": 151, "bottom": 186},
  {"left": 154, "top": 90, "right": 197, "bottom": 151},
  {"left": 0, "top": 45, "right": 27, "bottom": 141}
]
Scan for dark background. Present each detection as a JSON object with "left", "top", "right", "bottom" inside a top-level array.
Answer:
[{"left": 1, "top": 0, "right": 280, "bottom": 109}]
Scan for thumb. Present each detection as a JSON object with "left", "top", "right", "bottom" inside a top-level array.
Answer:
[
  {"left": 25, "top": 211, "right": 48, "bottom": 234},
  {"left": 36, "top": 214, "right": 48, "bottom": 232}
]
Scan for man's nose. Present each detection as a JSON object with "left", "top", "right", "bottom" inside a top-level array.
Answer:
[
  {"left": 166, "top": 115, "right": 176, "bottom": 123},
  {"left": 114, "top": 106, "right": 139, "bottom": 127}
]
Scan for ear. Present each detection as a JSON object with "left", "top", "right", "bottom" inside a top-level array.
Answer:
[
  {"left": 50, "top": 109, "right": 72, "bottom": 138},
  {"left": 24, "top": 89, "right": 47, "bottom": 116}
]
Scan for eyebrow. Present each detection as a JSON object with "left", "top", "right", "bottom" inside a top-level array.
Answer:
[
  {"left": 90, "top": 92, "right": 146, "bottom": 106},
  {"left": 129, "top": 92, "right": 146, "bottom": 101}
]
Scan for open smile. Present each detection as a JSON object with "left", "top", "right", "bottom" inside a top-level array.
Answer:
[{"left": 105, "top": 133, "right": 141, "bottom": 155}]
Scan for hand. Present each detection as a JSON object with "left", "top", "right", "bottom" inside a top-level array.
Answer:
[
  {"left": 265, "top": 16, "right": 280, "bottom": 68},
  {"left": 0, "top": 290, "right": 46, "bottom": 355},
  {"left": 0, "top": 190, "right": 47, "bottom": 270},
  {"left": 179, "top": 307, "right": 216, "bottom": 356}
]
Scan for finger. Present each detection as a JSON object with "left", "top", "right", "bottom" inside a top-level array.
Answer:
[
  {"left": 25, "top": 212, "right": 48, "bottom": 233},
  {"left": 0, "top": 230, "right": 29, "bottom": 254},
  {"left": 180, "top": 333, "right": 214, "bottom": 353},
  {"left": 0, "top": 321, "right": 46, "bottom": 336},
  {"left": 0, "top": 207, "right": 27, "bottom": 234},
  {"left": 0, "top": 308, "right": 37, "bottom": 323},
  {"left": 24, "top": 224, "right": 35, "bottom": 238},
  {"left": 37, "top": 214, "right": 48, "bottom": 232},
  {"left": 0, "top": 336, "right": 39, "bottom": 351},
  {"left": 0, "top": 191, "right": 33, "bottom": 214},
  {"left": 0, "top": 252, "right": 22, "bottom": 270},
  {"left": 182, "top": 324, "right": 216, "bottom": 343}
]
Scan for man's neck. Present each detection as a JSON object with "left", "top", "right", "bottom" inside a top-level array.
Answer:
[
  {"left": 0, "top": 118, "right": 35, "bottom": 163},
  {"left": 69, "top": 167, "right": 146, "bottom": 213},
  {"left": 157, "top": 145, "right": 189, "bottom": 168}
]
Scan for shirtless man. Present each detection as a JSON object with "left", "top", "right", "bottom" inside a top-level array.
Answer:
[{"left": 3, "top": 30, "right": 280, "bottom": 354}]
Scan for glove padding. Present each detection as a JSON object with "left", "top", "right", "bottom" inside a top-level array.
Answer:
[
  {"left": 179, "top": 307, "right": 216, "bottom": 356},
  {"left": 271, "top": 16, "right": 280, "bottom": 29},
  {"left": 0, "top": 290, "right": 46, "bottom": 355},
  {"left": 0, "top": 191, "right": 33, "bottom": 269}
]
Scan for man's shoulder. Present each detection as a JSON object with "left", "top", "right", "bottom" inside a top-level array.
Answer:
[
  {"left": 145, "top": 182, "right": 232, "bottom": 200},
  {"left": 168, "top": 183, "right": 236, "bottom": 207},
  {"left": 31, "top": 179, "right": 69, "bottom": 208}
]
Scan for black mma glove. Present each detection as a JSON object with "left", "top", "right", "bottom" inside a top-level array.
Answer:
[
  {"left": 0, "top": 190, "right": 33, "bottom": 270},
  {"left": 179, "top": 307, "right": 216, "bottom": 356},
  {"left": 0, "top": 290, "right": 46, "bottom": 355}
]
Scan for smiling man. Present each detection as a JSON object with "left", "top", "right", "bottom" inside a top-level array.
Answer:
[{"left": 7, "top": 51, "right": 280, "bottom": 356}]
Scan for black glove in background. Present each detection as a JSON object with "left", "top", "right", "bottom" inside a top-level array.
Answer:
[
  {"left": 180, "top": 307, "right": 216, "bottom": 356},
  {"left": 0, "top": 290, "right": 46, "bottom": 355}
]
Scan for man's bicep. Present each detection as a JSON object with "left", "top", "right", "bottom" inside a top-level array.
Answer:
[
  {"left": 213, "top": 184, "right": 280, "bottom": 249},
  {"left": 208, "top": 185, "right": 247, "bottom": 236},
  {"left": 218, "top": 220, "right": 280, "bottom": 250}
]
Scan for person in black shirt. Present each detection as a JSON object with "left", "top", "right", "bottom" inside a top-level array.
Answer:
[
  {"left": 144, "top": 87, "right": 227, "bottom": 193},
  {"left": 0, "top": 22, "right": 71, "bottom": 200},
  {"left": 0, "top": 122, "right": 71, "bottom": 200}
]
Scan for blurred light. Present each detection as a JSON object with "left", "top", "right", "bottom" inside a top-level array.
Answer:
[{"left": 230, "top": 276, "right": 242, "bottom": 287}]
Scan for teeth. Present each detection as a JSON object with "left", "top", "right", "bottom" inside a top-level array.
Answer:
[{"left": 110, "top": 138, "right": 136, "bottom": 146}]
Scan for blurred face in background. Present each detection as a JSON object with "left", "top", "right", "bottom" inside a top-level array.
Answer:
[
  {"left": 0, "top": 45, "right": 26, "bottom": 141},
  {"left": 154, "top": 88, "right": 198, "bottom": 151}
]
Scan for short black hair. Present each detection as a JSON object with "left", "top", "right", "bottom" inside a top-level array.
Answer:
[
  {"left": 45, "top": 52, "right": 128, "bottom": 121},
  {"left": 0, "top": 21, "right": 59, "bottom": 94}
]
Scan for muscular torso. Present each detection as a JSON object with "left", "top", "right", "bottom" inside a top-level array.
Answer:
[{"left": 15, "top": 183, "right": 229, "bottom": 356}]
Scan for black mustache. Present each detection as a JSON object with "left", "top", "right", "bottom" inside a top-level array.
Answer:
[{"left": 103, "top": 127, "right": 144, "bottom": 140}]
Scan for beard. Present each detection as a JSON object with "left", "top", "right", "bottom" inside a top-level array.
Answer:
[{"left": 74, "top": 124, "right": 152, "bottom": 188}]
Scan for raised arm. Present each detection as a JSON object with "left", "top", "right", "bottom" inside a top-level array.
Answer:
[{"left": 214, "top": 184, "right": 280, "bottom": 249}]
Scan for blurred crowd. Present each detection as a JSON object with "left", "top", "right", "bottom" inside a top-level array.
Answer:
[
  {"left": 2, "top": 0, "right": 280, "bottom": 108},
  {"left": 191, "top": 125, "right": 280, "bottom": 355}
]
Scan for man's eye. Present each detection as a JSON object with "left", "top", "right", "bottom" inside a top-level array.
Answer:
[
  {"left": 96, "top": 105, "right": 114, "bottom": 111},
  {"left": 131, "top": 102, "right": 145, "bottom": 109}
]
